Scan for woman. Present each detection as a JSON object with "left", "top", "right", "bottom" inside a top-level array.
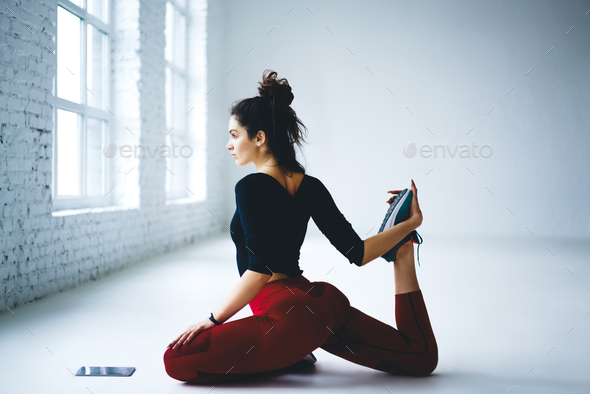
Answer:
[{"left": 163, "top": 70, "right": 438, "bottom": 384}]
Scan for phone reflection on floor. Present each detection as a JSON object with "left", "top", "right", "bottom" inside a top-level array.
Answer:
[{"left": 75, "top": 366, "right": 135, "bottom": 377}]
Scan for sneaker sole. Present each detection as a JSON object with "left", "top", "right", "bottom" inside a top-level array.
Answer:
[
  {"left": 377, "top": 188, "right": 420, "bottom": 263},
  {"left": 378, "top": 188, "right": 413, "bottom": 233}
]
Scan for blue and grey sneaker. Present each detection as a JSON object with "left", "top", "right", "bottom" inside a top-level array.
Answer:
[
  {"left": 378, "top": 188, "right": 423, "bottom": 266},
  {"left": 287, "top": 352, "right": 317, "bottom": 370},
  {"left": 302, "top": 352, "right": 317, "bottom": 364}
]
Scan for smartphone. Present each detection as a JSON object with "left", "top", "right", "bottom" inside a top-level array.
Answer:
[{"left": 75, "top": 366, "right": 135, "bottom": 377}]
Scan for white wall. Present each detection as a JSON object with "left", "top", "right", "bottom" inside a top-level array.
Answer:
[
  {"left": 0, "top": 0, "right": 231, "bottom": 313},
  {"left": 222, "top": 0, "right": 590, "bottom": 240},
  {"left": 1, "top": 0, "right": 588, "bottom": 315}
]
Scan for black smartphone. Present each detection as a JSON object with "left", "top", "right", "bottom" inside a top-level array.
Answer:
[{"left": 75, "top": 366, "right": 135, "bottom": 377}]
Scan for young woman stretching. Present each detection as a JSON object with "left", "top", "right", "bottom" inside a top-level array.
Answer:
[{"left": 163, "top": 70, "right": 438, "bottom": 384}]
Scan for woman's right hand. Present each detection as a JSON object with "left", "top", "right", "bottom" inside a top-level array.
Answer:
[
  {"left": 386, "top": 179, "right": 423, "bottom": 227},
  {"left": 408, "top": 179, "right": 423, "bottom": 228}
]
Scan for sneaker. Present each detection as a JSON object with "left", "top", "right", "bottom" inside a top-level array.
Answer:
[
  {"left": 378, "top": 188, "right": 423, "bottom": 266},
  {"left": 287, "top": 352, "right": 317, "bottom": 370},
  {"left": 302, "top": 352, "right": 317, "bottom": 364}
]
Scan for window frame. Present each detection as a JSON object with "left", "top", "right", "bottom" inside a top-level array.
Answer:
[
  {"left": 53, "top": 0, "right": 112, "bottom": 211},
  {"left": 164, "top": 0, "right": 190, "bottom": 201}
]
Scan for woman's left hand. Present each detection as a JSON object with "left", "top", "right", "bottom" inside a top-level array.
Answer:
[{"left": 168, "top": 318, "right": 216, "bottom": 350}]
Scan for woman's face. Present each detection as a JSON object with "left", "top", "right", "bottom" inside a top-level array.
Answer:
[{"left": 226, "top": 116, "right": 263, "bottom": 166}]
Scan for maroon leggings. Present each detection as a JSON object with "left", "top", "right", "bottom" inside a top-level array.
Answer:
[{"left": 163, "top": 275, "right": 437, "bottom": 384}]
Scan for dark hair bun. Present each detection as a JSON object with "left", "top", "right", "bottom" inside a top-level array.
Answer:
[{"left": 257, "top": 69, "right": 294, "bottom": 108}]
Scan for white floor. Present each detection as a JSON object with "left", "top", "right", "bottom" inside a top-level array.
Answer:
[{"left": 1, "top": 232, "right": 589, "bottom": 393}]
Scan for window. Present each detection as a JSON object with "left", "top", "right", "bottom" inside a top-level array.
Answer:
[
  {"left": 164, "top": 0, "right": 190, "bottom": 200},
  {"left": 53, "top": 0, "right": 110, "bottom": 210}
]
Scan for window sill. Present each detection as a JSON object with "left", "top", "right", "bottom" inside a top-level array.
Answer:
[
  {"left": 52, "top": 205, "right": 139, "bottom": 217},
  {"left": 165, "top": 196, "right": 204, "bottom": 206}
]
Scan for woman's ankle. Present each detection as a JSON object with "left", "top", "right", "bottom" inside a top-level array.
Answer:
[{"left": 396, "top": 238, "right": 414, "bottom": 260}]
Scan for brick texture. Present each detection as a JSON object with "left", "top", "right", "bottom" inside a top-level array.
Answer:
[{"left": 0, "top": 0, "right": 226, "bottom": 314}]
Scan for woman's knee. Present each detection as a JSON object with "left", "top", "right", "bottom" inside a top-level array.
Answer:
[
  {"left": 380, "top": 349, "right": 438, "bottom": 377},
  {"left": 163, "top": 348, "right": 208, "bottom": 383},
  {"left": 164, "top": 367, "right": 245, "bottom": 384},
  {"left": 171, "top": 370, "right": 247, "bottom": 384},
  {"left": 411, "top": 350, "right": 438, "bottom": 376},
  {"left": 163, "top": 355, "right": 236, "bottom": 384}
]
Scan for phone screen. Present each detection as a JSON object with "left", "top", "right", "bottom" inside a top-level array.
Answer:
[{"left": 75, "top": 367, "right": 135, "bottom": 377}]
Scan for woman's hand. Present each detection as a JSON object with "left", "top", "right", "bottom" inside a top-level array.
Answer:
[
  {"left": 408, "top": 179, "right": 422, "bottom": 227},
  {"left": 168, "top": 318, "right": 216, "bottom": 350},
  {"left": 386, "top": 179, "right": 422, "bottom": 227}
]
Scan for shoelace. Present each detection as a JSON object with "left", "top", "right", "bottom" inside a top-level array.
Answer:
[{"left": 412, "top": 231, "right": 423, "bottom": 267}]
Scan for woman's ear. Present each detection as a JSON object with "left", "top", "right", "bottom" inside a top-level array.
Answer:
[{"left": 256, "top": 130, "right": 266, "bottom": 145}]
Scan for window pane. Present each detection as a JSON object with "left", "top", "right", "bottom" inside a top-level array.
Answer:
[
  {"left": 165, "top": 136, "right": 171, "bottom": 194},
  {"left": 87, "top": 24, "right": 105, "bottom": 108},
  {"left": 69, "top": 0, "right": 82, "bottom": 7},
  {"left": 176, "top": 0, "right": 186, "bottom": 8},
  {"left": 165, "top": 133, "right": 175, "bottom": 194},
  {"left": 164, "top": 2, "right": 174, "bottom": 63},
  {"left": 172, "top": 70, "right": 186, "bottom": 130},
  {"left": 165, "top": 133, "right": 188, "bottom": 198},
  {"left": 173, "top": 9, "right": 185, "bottom": 68},
  {"left": 87, "top": 0, "right": 107, "bottom": 22},
  {"left": 57, "top": 6, "right": 81, "bottom": 103},
  {"left": 165, "top": 67, "right": 172, "bottom": 130},
  {"left": 86, "top": 117, "right": 105, "bottom": 196},
  {"left": 57, "top": 109, "right": 80, "bottom": 196}
]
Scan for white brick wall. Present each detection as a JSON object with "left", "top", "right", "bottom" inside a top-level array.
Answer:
[{"left": 0, "top": 0, "right": 229, "bottom": 314}]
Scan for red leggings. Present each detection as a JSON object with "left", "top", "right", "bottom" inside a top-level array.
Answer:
[{"left": 163, "top": 275, "right": 437, "bottom": 384}]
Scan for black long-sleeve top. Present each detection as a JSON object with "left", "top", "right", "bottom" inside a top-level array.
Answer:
[{"left": 230, "top": 172, "right": 365, "bottom": 277}]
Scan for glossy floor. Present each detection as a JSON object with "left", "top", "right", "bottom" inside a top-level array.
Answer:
[{"left": 1, "top": 233, "right": 589, "bottom": 393}]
